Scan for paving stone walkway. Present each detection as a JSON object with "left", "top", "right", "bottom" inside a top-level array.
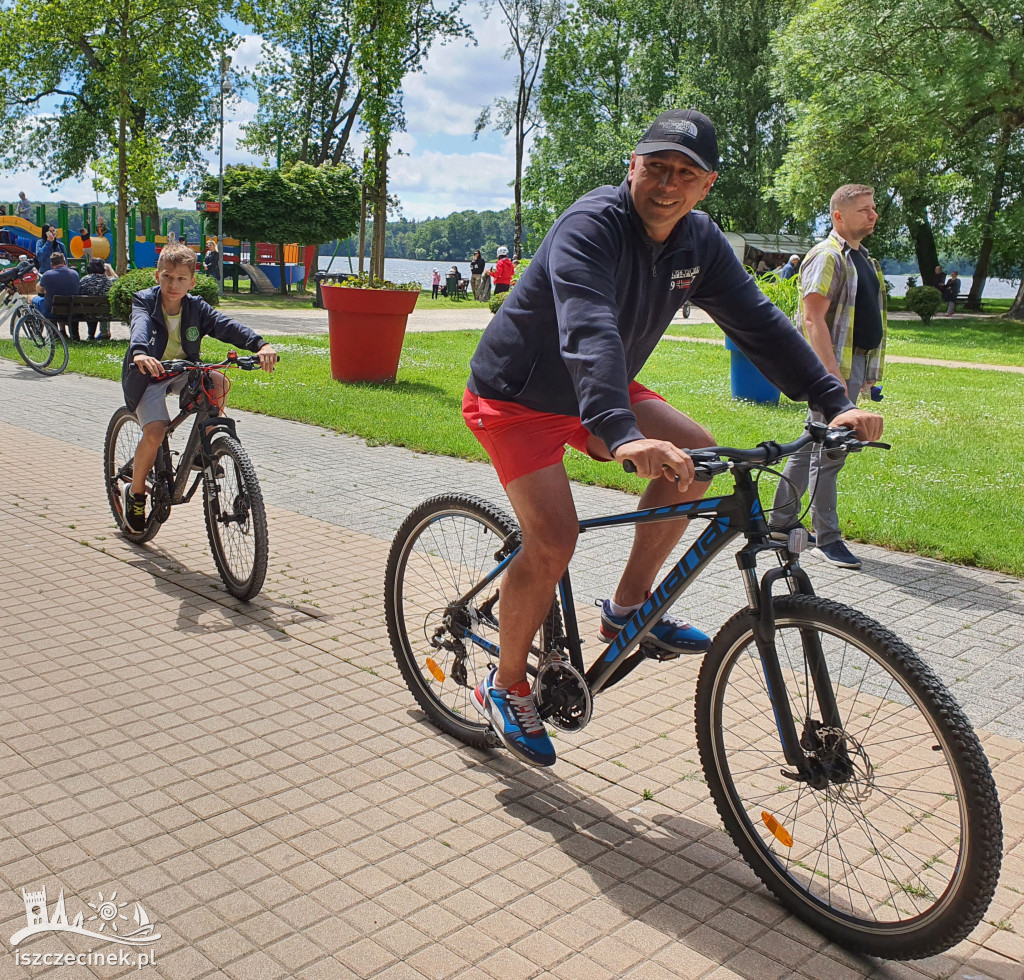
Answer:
[{"left": 0, "top": 358, "right": 1021, "bottom": 980}]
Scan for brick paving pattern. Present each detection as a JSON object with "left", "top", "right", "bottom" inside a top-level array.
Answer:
[{"left": 0, "top": 358, "right": 1021, "bottom": 979}]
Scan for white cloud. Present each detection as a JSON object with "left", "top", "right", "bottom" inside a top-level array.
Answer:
[{"left": 389, "top": 147, "right": 516, "bottom": 219}]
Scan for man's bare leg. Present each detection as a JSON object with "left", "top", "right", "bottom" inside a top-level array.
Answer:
[
  {"left": 600, "top": 400, "right": 713, "bottom": 606},
  {"left": 497, "top": 462, "right": 579, "bottom": 689}
]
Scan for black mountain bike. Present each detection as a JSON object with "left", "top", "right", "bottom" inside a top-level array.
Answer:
[
  {"left": 0, "top": 260, "right": 69, "bottom": 376},
  {"left": 384, "top": 423, "right": 1002, "bottom": 960},
  {"left": 103, "top": 352, "right": 269, "bottom": 600}
]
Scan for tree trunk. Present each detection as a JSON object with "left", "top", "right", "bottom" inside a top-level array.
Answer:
[
  {"left": 966, "top": 122, "right": 1011, "bottom": 312},
  {"left": 1005, "top": 270, "right": 1024, "bottom": 320},
  {"left": 906, "top": 205, "right": 939, "bottom": 285},
  {"left": 278, "top": 243, "right": 288, "bottom": 296},
  {"left": 370, "top": 147, "right": 388, "bottom": 282},
  {"left": 116, "top": 113, "right": 128, "bottom": 275}
]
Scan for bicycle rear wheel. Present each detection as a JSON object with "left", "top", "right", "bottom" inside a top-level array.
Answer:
[
  {"left": 384, "top": 493, "right": 561, "bottom": 749},
  {"left": 696, "top": 594, "right": 1001, "bottom": 959},
  {"left": 13, "top": 312, "right": 68, "bottom": 375},
  {"left": 203, "top": 433, "right": 268, "bottom": 600},
  {"left": 103, "top": 406, "right": 162, "bottom": 543}
]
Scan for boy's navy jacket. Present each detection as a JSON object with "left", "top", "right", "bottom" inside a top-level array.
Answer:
[
  {"left": 121, "top": 285, "right": 266, "bottom": 411},
  {"left": 468, "top": 179, "right": 854, "bottom": 455}
]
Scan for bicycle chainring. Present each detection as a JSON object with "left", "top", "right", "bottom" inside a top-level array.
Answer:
[
  {"left": 151, "top": 479, "right": 172, "bottom": 524},
  {"left": 535, "top": 660, "right": 593, "bottom": 732}
]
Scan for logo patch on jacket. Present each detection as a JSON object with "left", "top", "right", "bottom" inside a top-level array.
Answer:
[
  {"left": 670, "top": 266, "right": 699, "bottom": 290},
  {"left": 185, "top": 325, "right": 200, "bottom": 342}
]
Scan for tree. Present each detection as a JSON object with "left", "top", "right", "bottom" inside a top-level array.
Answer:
[
  {"left": 202, "top": 163, "right": 361, "bottom": 293},
  {"left": 0, "top": 0, "right": 234, "bottom": 272},
  {"left": 773, "top": 0, "right": 1024, "bottom": 289},
  {"left": 240, "top": 0, "right": 470, "bottom": 277},
  {"left": 476, "top": 0, "right": 565, "bottom": 259},
  {"left": 523, "top": 0, "right": 793, "bottom": 242}
]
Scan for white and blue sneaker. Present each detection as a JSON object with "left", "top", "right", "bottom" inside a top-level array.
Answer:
[
  {"left": 473, "top": 669, "right": 556, "bottom": 768},
  {"left": 599, "top": 599, "right": 710, "bottom": 655}
]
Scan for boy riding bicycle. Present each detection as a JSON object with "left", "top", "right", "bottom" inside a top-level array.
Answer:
[{"left": 121, "top": 242, "right": 278, "bottom": 533}]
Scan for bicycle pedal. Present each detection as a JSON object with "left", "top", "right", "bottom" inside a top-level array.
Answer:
[
  {"left": 640, "top": 641, "right": 681, "bottom": 662},
  {"left": 484, "top": 726, "right": 502, "bottom": 748}
]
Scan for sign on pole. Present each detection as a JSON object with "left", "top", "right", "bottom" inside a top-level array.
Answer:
[{"left": 195, "top": 201, "right": 221, "bottom": 213}]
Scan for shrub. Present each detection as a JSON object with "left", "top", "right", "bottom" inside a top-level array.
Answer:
[
  {"left": 905, "top": 285, "right": 944, "bottom": 323},
  {"left": 489, "top": 289, "right": 510, "bottom": 314},
  {"left": 108, "top": 267, "right": 221, "bottom": 322}
]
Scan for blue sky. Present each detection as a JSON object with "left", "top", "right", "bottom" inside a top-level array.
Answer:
[{"left": 0, "top": 3, "right": 523, "bottom": 222}]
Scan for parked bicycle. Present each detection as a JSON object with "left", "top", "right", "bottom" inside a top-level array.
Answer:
[
  {"left": 0, "top": 260, "right": 69, "bottom": 376},
  {"left": 385, "top": 422, "right": 1001, "bottom": 960},
  {"left": 103, "top": 352, "right": 269, "bottom": 600}
]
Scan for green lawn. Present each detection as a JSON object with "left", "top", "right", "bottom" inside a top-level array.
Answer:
[
  {"left": 666, "top": 315, "right": 1024, "bottom": 366},
  {"left": 4, "top": 331, "right": 1021, "bottom": 576}
]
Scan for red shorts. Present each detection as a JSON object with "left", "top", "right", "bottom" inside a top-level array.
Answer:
[{"left": 463, "top": 382, "right": 666, "bottom": 488}]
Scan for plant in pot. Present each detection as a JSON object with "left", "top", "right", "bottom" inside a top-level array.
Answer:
[{"left": 319, "top": 273, "right": 422, "bottom": 383}]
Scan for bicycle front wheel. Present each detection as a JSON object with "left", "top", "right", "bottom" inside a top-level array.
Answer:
[
  {"left": 203, "top": 434, "right": 268, "bottom": 600},
  {"left": 696, "top": 595, "right": 1001, "bottom": 959},
  {"left": 384, "top": 494, "right": 561, "bottom": 749},
  {"left": 103, "top": 407, "right": 161, "bottom": 543},
  {"left": 13, "top": 312, "right": 68, "bottom": 376}
]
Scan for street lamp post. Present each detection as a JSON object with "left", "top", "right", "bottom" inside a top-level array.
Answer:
[{"left": 217, "top": 55, "right": 231, "bottom": 297}]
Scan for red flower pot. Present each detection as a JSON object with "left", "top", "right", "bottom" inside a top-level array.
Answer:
[{"left": 321, "top": 285, "right": 419, "bottom": 383}]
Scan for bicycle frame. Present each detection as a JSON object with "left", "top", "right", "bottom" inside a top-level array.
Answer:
[{"left": 457, "top": 465, "right": 844, "bottom": 781}]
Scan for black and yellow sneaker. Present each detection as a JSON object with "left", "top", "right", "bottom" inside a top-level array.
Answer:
[{"left": 124, "top": 487, "right": 147, "bottom": 534}]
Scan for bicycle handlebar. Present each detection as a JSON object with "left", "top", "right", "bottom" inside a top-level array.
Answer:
[
  {"left": 623, "top": 422, "right": 889, "bottom": 481},
  {"left": 130, "top": 350, "right": 272, "bottom": 381}
]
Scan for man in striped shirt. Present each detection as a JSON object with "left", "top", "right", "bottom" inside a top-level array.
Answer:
[{"left": 770, "top": 184, "right": 887, "bottom": 569}]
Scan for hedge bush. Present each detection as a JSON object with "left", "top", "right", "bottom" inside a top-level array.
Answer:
[
  {"left": 108, "top": 267, "right": 221, "bottom": 323},
  {"left": 905, "top": 285, "right": 944, "bottom": 323}
]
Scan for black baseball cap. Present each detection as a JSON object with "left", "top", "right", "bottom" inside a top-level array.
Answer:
[{"left": 635, "top": 109, "right": 719, "bottom": 172}]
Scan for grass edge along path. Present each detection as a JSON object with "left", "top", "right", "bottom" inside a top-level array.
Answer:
[{"left": 2, "top": 330, "right": 1021, "bottom": 578}]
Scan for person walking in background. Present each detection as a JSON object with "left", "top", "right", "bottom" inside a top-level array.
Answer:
[
  {"left": 79, "top": 257, "right": 114, "bottom": 340},
  {"left": 491, "top": 246, "right": 514, "bottom": 294},
  {"left": 932, "top": 265, "right": 946, "bottom": 290},
  {"left": 431, "top": 268, "right": 441, "bottom": 299},
  {"left": 470, "top": 249, "right": 486, "bottom": 300},
  {"left": 943, "top": 270, "right": 961, "bottom": 315},
  {"left": 16, "top": 192, "right": 31, "bottom": 220},
  {"left": 779, "top": 254, "right": 801, "bottom": 279},
  {"left": 770, "top": 184, "right": 887, "bottom": 570}
]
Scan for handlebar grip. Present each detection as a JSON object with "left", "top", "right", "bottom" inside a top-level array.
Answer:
[{"left": 622, "top": 460, "right": 637, "bottom": 474}]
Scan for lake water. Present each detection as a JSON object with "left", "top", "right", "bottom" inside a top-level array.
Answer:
[{"left": 318, "top": 255, "right": 1020, "bottom": 299}]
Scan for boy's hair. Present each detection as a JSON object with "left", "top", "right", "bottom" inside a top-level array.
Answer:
[
  {"left": 157, "top": 241, "right": 197, "bottom": 273},
  {"left": 88, "top": 257, "right": 105, "bottom": 274},
  {"left": 830, "top": 183, "right": 874, "bottom": 215}
]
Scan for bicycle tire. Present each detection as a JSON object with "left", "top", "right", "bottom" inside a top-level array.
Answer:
[
  {"left": 695, "top": 594, "right": 1001, "bottom": 959},
  {"left": 103, "top": 407, "right": 162, "bottom": 543},
  {"left": 203, "top": 434, "right": 268, "bottom": 600},
  {"left": 384, "top": 493, "right": 562, "bottom": 749},
  {"left": 13, "top": 312, "right": 68, "bottom": 376}
]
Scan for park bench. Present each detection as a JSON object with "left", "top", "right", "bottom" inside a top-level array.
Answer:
[{"left": 49, "top": 294, "right": 114, "bottom": 340}]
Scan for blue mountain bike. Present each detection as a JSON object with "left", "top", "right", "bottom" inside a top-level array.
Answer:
[{"left": 384, "top": 423, "right": 1001, "bottom": 960}]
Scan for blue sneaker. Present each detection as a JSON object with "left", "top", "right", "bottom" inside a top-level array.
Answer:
[
  {"left": 473, "top": 669, "right": 556, "bottom": 768},
  {"left": 599, "top": 600, "right": 710, "bottom": 655}
]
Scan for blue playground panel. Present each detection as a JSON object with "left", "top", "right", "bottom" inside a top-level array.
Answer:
[{"left": 258, "top": 264, "right": 305, "bottom": 288}]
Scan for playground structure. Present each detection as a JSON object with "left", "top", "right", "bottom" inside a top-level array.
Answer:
[{"left": 1, "top": 202, "right": 309, "bottom": 293}]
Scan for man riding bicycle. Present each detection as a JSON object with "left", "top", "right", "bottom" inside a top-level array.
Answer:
[{"left": 464, "top": 109, "right": 883, "bottom": 768}]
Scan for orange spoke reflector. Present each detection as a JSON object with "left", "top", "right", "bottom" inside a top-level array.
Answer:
[
  {"left": 425, "top": 658, "right": 445, "bottom": 683},
  {"left": 761, "top": 811, "right": 793, "bottom": 848}
]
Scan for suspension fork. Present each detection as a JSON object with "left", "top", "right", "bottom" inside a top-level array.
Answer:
[{"left": 742, "top": 556, "right": 843, "bottom": 774}]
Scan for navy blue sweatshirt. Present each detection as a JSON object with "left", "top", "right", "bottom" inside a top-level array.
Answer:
[
  {"left": 468, "top": 180, "right": 854, "bottom": 454},
  {"left": 121, "top": 286, "right": 265, "bottom": 411}
]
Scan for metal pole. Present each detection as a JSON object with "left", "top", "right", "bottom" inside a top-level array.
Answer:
[{"left": 217, "top": 55, "right": 230, "bottom": 297}]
